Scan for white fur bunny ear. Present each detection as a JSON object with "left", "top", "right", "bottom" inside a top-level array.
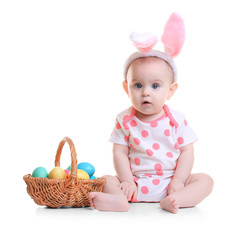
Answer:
[
  {"left": 130, "top": 32, "right": 158, "bottom": 52},
  {"left": 161, "top": 13, "right": 185, "bottom": 57}
]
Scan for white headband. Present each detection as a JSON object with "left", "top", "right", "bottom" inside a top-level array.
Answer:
[{"left": 123, "top": 13, "right": 185, "bottom": 82}]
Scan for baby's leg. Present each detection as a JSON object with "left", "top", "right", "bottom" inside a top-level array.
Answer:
[
  {"left": 160, "top": 173, "right": 214, "bottom": 213},
  {"left": 89, "top": 175, "right": 130, "bottom": 212}
]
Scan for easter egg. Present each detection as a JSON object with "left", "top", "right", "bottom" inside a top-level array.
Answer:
[
  {"left": 77, "top": 162, "right": 95, "bottom": 177},
  {"left": 69, "top": 169, "right": 90, "bottom": 179},
  {"left": 67, "top": 165, "right": 71, "bottom": 171},
  {"left": 49, "top": 167, "right": 66, "bottom": 179},
  {"left": 90, "top": 176, "right": 97, "bottom": 180},
  {"left": 32, "top": 167, "right": 48, "bottom": 178},
  {"left": 64, "top": 169, "right": 70, "bottom": 178}
]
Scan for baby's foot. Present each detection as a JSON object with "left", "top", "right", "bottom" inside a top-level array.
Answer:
[
  {"left": 89, "top": 192, "right": 129, "bottom": 212},
  {"left": 160, "top": 195, "right": 179, "bottom": 214},
  {"left": 88, "top": 192, "right": 97, "bottom": 209}
]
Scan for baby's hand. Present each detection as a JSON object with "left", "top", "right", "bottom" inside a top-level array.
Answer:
[
  {"left": 168, "top": 178, "right": 185, "bottom": 195},
  {"left": 120, "top": 181, "right": 137, "bottom": 201}
]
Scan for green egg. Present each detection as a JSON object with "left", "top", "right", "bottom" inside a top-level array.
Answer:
[{"left": 32, "top": 167, "right": 48, "bottom": 178}]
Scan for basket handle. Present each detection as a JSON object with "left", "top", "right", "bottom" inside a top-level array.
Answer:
[{"left": 55, "top": 137, "right": 78, "bottom": 178}]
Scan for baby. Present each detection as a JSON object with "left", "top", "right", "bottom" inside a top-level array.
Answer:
[{"left": 89, "top": 13, "right": 213, "bottom": 213}]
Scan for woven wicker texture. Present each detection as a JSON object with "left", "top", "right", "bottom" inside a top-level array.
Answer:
[{"left": 23, "top": 137, "right": 106, "bottom": 208}]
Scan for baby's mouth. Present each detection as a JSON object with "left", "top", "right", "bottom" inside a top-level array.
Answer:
[{"left": 142, "top": 101, "right": 152, "bottom": 105}]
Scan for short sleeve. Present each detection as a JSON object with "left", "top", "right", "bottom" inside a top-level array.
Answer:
[
  {"left": 109, "top": 118, "right": 129, "bottom": 146},
  {"left": 176, "top": 117, "right": 198, "bottom": 148}
]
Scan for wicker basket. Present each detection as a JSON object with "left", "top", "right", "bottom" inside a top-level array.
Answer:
[{"left": 23, "top": 137, "right": 106, "bottom": 208}]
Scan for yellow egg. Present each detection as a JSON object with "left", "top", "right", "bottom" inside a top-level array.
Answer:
[
  {"left": 49, "top": 167, "right": 66, "bottom": 179},
  {"left": 69, "top": 169, "right": 90, "bottom": 179}
]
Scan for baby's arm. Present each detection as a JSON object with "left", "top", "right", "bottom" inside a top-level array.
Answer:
[
  {"left": 168, "top": 143, "right": 194, "bottom": 194},
  {"left": 113, "top": 143, "right": 137, "bottom": 201}
]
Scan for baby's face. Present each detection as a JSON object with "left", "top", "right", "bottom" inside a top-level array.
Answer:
[{"left": 125, "top": 57, "right": 177, "bottom": 121}]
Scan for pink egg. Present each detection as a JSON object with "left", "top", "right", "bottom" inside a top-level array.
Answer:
[{"left": 64, "top": 169, "right": 70, "bottom": 178}]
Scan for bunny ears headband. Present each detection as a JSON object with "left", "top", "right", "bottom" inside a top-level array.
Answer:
[{"left": 123, "top": 13, "right": 185, "bottom": 82}]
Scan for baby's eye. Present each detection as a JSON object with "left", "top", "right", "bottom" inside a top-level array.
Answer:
[
  {"left": 152, "top": 83, "right": 160, "bottom": 89},
  {"left": 134, "top": 83, "right": 142, "bottom": 89}
]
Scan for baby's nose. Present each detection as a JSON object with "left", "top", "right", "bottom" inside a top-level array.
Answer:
[{"left": 142, "top": 87, "right": 150, "bottom": 96}]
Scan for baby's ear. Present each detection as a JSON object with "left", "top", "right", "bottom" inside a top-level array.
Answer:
[
  {"left": 123, "top": 80, "right": 129, "bottom": 95},
  {"left": 167, "top": 82, "right": 178, "bottom": 100}
]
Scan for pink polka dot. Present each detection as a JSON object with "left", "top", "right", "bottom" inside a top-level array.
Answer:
[
  {"left": 184, "top": 119, "right": 188, "bottom": 126},
  {"left": 156, "top": 170, "right": 164, "bottom": 176},
  {"left": 116, "top": 122, "right": 121, "bottom": 130},
  {"left": 177, "top": 137, "right": 184, "bottom": 145},
  {"left": 134, "top": 157, "right": 140, "bottom": 165},
  {"left": 144, "top": 173, "right": 152, "bottom": 177},
  {"left": 166, "top": 152, "right": 173, "bottom": 158},
  {"left": 164, "top": 129, "right": 170, "bottom": 136},
  {"left": 152, "top": 143, "right": 160, "bottom": 150},
  {"left": 152, "top": 179, "right": 160, "bottom": 185},
  {"left": 134, "top": 137, "right": 140, "bottom": 145},
  {"left": 130, "top": 120, "right": 137, "bottom": 127},
  {"left": 154, "top": 163, "right": 163, "bottom": 176},
  {"left": 141, "top": 186, "right": 149, "bottom": 194},
  {"left": 146, "top": 149, "right": 153, "bottom": 156},
  {"left": 174, "top": 142, "right": 179, "bottom": 150},
  {"left": 142, "top": 130, "right": 149, "bottom": 137},
  {"left": 150, "top": 121, "right": 158, "bottom": 128},
  {"left": 123, "top": 122, "right": 129, "bottom": 130},
  {"left": 154, "top": 163, "right": 162, "bottom": 171},
  {"left": 169, "top": 121, "right": 174, "bottom": 127},
  {"left": 124, "top": 135, "right": 129, "bottom": 142}
]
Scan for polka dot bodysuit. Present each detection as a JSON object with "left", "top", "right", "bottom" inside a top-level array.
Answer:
[{"left": 109, "top": 105, "right": 198, "bottom": 202}]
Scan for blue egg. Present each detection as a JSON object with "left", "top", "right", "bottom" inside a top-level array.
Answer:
[
  {"left": 77, "top": 162, "right": 95, "bottom": 177},
  {"left": 90, "top": 176, "right": 97, "bottom": 179}
]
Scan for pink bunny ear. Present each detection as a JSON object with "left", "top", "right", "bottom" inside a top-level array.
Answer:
[
  {"left": 161, "top": 13, "right": 185, "bottom": 57},
  {"left": 130, "top": 32, "right": 158, "bottom": 52}
]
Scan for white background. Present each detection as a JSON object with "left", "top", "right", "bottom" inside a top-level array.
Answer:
[{"left": 0, "top": 0, "right": 235, "bottom": 239}]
